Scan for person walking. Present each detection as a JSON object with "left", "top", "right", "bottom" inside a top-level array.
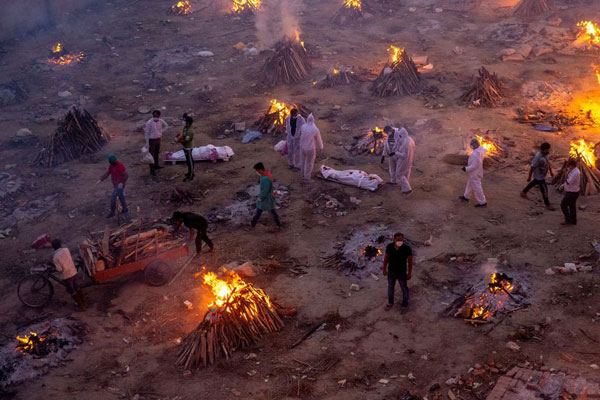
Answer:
[
  {"left": 285, "top": 109, "right": 305, "bottom": 170},
  {"left": 171, "top": 211, "right": 213, "bottom": 257},
  {"left": 383, "top": 126, "right": 415, "bottom": 195},
  {"left": 51, "top": 239, "right": 86, "bottom": 310},
  {"left": 520, "top": 142, "right": 555, "bottom": 210},
  {"left": 298, "top": 114, "right": 323, "bottom": 180},
  {"left": 97, "top": 154, "right": 128, "bottom": 218},
  {"left": 250, "top": 162, "right": 282, "bottom": 229},
  {"left": 383, "top": 126, "right": 402, "bottom": 185},
  {"left": 560, "top": 159, "right": 581, "bottom": 225},
  {"left": 382, "top": 233, "right": 413, "bottom": 310},
  {"left": 460, "top": 138, "right": 488, "bottom": 207},
  {"left": 176, "top": 115, "right": 195, "bottom": 181},
  {"left": 144, "top": 110, "right": 168, "bottom": 176}
]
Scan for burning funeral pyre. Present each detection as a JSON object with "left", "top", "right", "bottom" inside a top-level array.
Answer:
[
  {"left": 0, "top": 318, "right": 86, "bottom": 387},
  {"left": 176, "top": 269, "right": 284, "bottom": 369},
  {"left": 461, "top": 67, "right": 504, "bottom": 108},
  {"left": 443, "top": 272, "right": 526, "bottom": 324},
  {"left": 261, "top": 32, "right": 311, "bottom": 86},
  {"left": 513, "top": 0, "right": 550, "bottom": 18},
  {"left": 255, "top": 99, "right": 311, "bottom": 134},
  {"left": 34, "top": 106, "right": 108, "bottom": 167},
  {"left": 574, "top": 21, "right": 600, "bottom": 52},
  {"left": 79, "top": 219, "right": 185, "bottom": 282},
  {"left": 470, "top": 133, "right": 505, "bottom": 159},
  {"left": 47, "top": 42, "right": 84, "bottom": 66},
  {"left": 231, "top": 0, "right": 261, "bottom": 14},
  {"left": 315, "top": 66, "right": 359, "bottom": 88},
  {"left": 170, "top": 1, "right": 192, "bottom": 15},
  {"left": 330, "top": 0, "right": 366, "bottom": 25},
  {"left": 552, "top": 139, "right": 600, "bottom": 196},
  {"left": 371, "top": 46, "right": 421, "bottom": 97},
  {"left": 349, "top": 127, "right": 388, "bottom": 155}
]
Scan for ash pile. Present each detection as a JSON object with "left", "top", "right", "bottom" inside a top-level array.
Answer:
[
  {"left": 442, "top": 266, "right": 530, "bottom": 325},
  {"left": 206, "top": 183, "right": 290, "bottom": 226},
  {"left": 0, "top": 318, "right": 87, "bottom": 387}
]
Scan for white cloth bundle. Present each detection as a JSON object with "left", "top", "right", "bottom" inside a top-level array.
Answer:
[
  {"left": 165, "top": 145, "right": 234, "bottom": 162},
  {"left": 320, "top": 165, "right": 383, "bottom": 191}
]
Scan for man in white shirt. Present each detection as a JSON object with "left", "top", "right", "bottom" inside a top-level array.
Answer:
[
  {"left": 52, "top": 239, "right": 86, "bottom": 310},
  {"left": 144, "top": 110, "right": 168, "bottom": 176},
  {"left": 560, "top": 159, "right": 581, "bottom": 225}
]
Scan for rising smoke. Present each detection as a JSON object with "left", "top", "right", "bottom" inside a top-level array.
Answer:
[{"left": 255, "top": 0, "right": 303, "bottom": 50}]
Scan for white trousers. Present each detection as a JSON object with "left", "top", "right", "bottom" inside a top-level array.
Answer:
[
  {"left": 287, "top": 137, "right": 301, "bottom": 168},
  {"left": 464, "top": 175, "right": 486, "bottom": 204},
  {"left": 301, "top": 148, "right": 316, "bottom": 180}
]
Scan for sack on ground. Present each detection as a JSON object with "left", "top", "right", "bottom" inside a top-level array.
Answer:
[
  {"left": 141, "top": 146, "right": 155, "bottom": 164},
  {"left": 274, "top": 140, "right": 288, "bottom": 156}
]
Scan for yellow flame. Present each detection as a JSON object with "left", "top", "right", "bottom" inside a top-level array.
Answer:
[
  {"left": 52, "top": 43, "right": 62, "bottom": 53},
  {"left": 474, "top": 134, "right": 500, "bottom": 156},
  {"left": 231, "top": 0, "right": 261, "bottom": 13},
  {"left": 344, "top": 0, "right": 362, "bottom": 11},
  {"left": 268, "top": 99, "right": 292, "bottom": 126},
  {"left": 332, "top": 69, "right": 339, "bottom": 74},
  {"left": 388, "top": 45, "right": 404, "bottom": 65},
  {"left": 570, "top": 139, "right": 597, "bottom": 167},
  {"left": 16, "top": 332, "right": 45, "bottom": 352},
  {"left": 172, "top": 0, "right": 192, "bottom": 14},
  {"left": 294, "top": 30, "right": 306, "bottom": 51},
  {"left": 48, "top": 43, "right": 84, "bottom": 66},
  {"left": 577, "top": 21, "right": 600, "bottom": 47}
]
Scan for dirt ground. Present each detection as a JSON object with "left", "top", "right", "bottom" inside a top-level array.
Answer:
[{"left": 0, "top": 0, "right": 599, "bottom": 399}]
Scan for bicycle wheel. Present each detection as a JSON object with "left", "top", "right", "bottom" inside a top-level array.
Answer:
[{"left": 17, "top": 274, "right": 54, "bottom": 308}]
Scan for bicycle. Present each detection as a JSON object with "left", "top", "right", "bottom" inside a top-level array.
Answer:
[{"left": 17, "top": 264, "right": 63, "bottom": 308}]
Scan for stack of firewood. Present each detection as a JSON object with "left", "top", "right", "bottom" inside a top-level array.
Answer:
[
  {"left": 553, "top": 156, "right": 600, "bottom": 196},
  {"left": 261, "top": 39, "right": 311, "bottom": 86},
  {"left": 316, "top": 67, "right": 359, "bottom": 88},
  {"left": 79, "top": 220, "right": 184, "bottom": 274},
  {"left": 255, "top": 103, "right": 311, "bottom": 135},
  {"left": 330, "top": 0, "right": 366, "bottom": 25},
  {"left": 349, "top": 128, "right": 387, "bottom": 155},
  {"left": 371, "top": 49, "right": 421, "bottom": 97},
  {"left": 322, "top": 252, "right": 358, "bottom": 271},
  {"left": 461, "top": 67, "right": 504, "bottom": 108},
  {"left": 153, "top": 187, "right": 199, "bottom": 205},
  {"left": 176, "top": 284, "right": 284, "bottom": 369},
  {"left": 34, "top": 106, "right": 108, "bottom": 167},
  {"left": 513, "top": 0, "right": 550, "bottom": 17}
]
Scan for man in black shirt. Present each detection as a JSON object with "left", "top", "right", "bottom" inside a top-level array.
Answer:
[
  {"left": 171, "top": 211, "right": 214, "bottom": 257},
  {"left": 382, "top": 233, "right": 413, "bottom": 310}
]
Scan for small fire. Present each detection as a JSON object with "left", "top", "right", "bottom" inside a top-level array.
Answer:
[
  {"left": 576, "top": 21, "right": 600, "bottom": 49},
  {"left": 16, "top": 332, "right": 46, "bottom": 353},
  {"left": 489, "top": 272, "right": 515, "bottom": 294},
  {"left": 473, "top": 134, "right": 501, "bottom": 156},
  {"left": 464, "top": 273, "right": 516, "bottom": 321},
  {"left": 332, "top": 68, "right": 340, "bottom": 74},
  {"left": 268, "top": 99, "right": 292, "bottom": 126},
  {"left": 344, "top": 0, "right": 362, "bottom": 11},
  {"left": 172, "top": 0, "right": 192, "bottom": 15},
  {"left": 47, "top": 43, "right": 84, "bottom": 66},
  {"left": 570, "top": 139, "right": 597, "bottom": 167},
  {"left": 388, "top": 45, "right": 404, "bottom": 65},
  {"left": 368, "top": 127, "right": 388, "bottom": 154},
  {"left": 295, "top": 30, "right": 306, "bottom": 51},
  {"left": 200, "top": 269, "right": 275, "bottom": 314},
  {"left": 363, "top": 245, "right": 382, "bottom": 259},
  {"left": 232, "top": 0, "right": 261, "bottom": 13}
]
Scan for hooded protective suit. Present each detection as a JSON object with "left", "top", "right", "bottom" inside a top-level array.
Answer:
[
  {"left": 464, "top": 145, "right": 487, "bottom": 204},
  {"left": 299, "top": 114, "right": 324, "bottom": 180},
  {"left": 384, "top": 128, "right": 415, "bottom": 192},
  {"left": 285, "top": 114, "right": 305, "bottom": 168}
]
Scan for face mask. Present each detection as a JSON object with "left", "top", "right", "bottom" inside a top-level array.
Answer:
[
  {"left": 395, "top": 241, "right": 403, "bottom": 247},
  {"left": 256, "top": 171, "right": 261, "bottom": 176}
]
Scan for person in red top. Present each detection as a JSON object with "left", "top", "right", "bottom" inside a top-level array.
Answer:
[{"left": 97, "top": 154, "right": 129, "bottom": 218}]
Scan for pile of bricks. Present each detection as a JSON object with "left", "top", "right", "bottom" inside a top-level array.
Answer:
[{"left": 486, "top": 366, "right": 599, "bottom": 399}]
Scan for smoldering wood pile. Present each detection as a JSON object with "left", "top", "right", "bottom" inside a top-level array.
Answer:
[
  {"left": 513, "top": 0, "right": 550, "bottom": 17},
  {"left": 79, "top": 220, "right": 184, "bottom": 274},
  {"left": 514, "top": 108, "right": 583, "bottom": 130},
  {"left": 349, "top": 128, "right": 387, "bottom": 155},
  {"left": 255, "top": 104, "right": 311, "bottom": 135},
  {"left": 330, "top": 1, "right": 365, "bottom": 25},
  {"left": 370, "top": 50, "right": 421, "bottom": 97},
  {"left": 322, "top": 252, "right": 359, "bottom": 271},
  {"left": 34, "top": 107, "right": 108, "bottom": 167},
  {"left": 176, "top": 284, "right": 284, "bottom": 370},
  {"left": 460, "top": 67, "right": 504, "bottom": 108},
  {"left": 261, "top": 40, "right": 311, "bottom": 86},
  {"left": 316, "top": 67, "right": 360, "bottom": 88},
  {"left": 552, "top": 156, "right": 600, "bottom": 196},
  {"left": 153, "top": 186, "right": 199, "bottom": 206}
]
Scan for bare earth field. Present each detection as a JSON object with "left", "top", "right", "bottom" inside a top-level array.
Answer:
[{"left": 0, "top": 0, "right": 599, "bottom": 399}]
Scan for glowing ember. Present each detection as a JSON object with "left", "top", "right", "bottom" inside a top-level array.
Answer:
[
  {"left": 268, "top": 99, "right": 292, "bottom": 127},
  {"left": 463, "top": 273, "right": 517, "bottom": 321},
  {"left": 570, "top": 139, "right": 597, "bottom": 167},
  {"left": 344, "top": 0, "right": 362, "bottom": 10},
  {"left": 232, "top": 0, "right": 261, "bottom": 13},
  {"left": 363, "top": 245, "right": 382, "bottom": 259},
  {"left": 474, "top": 134, "right": 501, "bottom": 156},
  {"left": 332, "top": 68, "right": 340, "bottom": 74},
  {"left": 294, "top": 30, "right": 306, "bottom": 51},
  {"left": 172, "top": 0, "right": 192, "bottom": 15},
  {"left": 576, "top": 21, "right": 600, "bottom": 50},
  {"left": 16, "top": 332, "right": 46, "bottom": 353},
  {"left": 388, "top": 45, "right": 404, "bottom": 65},
  {"left": 47, "top": 43, "right": 84, "bottom": 66}
]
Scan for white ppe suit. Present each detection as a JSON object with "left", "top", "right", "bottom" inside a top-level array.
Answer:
[
  {"left": 384, "top": 128, "right": 415, "bottom": 193},
  {"left": 285, "top": 114, "right": 305, "bottom": 168},
  {"left": 299, "top": 114, "right": 324, "bottom": 180},
  {"left": 464, "top": 146, "right": 487, "bottom": 205}
]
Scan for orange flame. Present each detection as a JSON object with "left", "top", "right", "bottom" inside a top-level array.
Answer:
[
  {"left": 472, "top": 134, "right": 501, "bottom": 156},
  {"left": 47, "top": 43, "right": 84, "bottom": 65},
  {"left": 344, "top": 0, "right": 362, "bottom": 11},
  {"left": 577, "top": 21, "right": 600, "bottom": 49},
  {"left": 294, "top": 30, "right": 306, "bottom": 51},
  {"left": 268, "top": 99, "right": 292, "bottom": 127},
  {"left": 16, "top": 332, "right": 46, "bottom": 353},
  {"left": 367, "top": 126, "right": 388, "bottom": 154},
  {"left": 388, "top": 45, "right": 404, "bottom": 65},
  {"left": 52, "top": 43, "right": 62, "bottom": 53},
  {"left": 466, "top": 273, "right": 515, "bottom": 320},
  {"left": 570, "top": 139, "right": 597, "bottom": 167},
  {"left": 232, "top": 0, "right": 261, "bottom": 13},
  {"left": 172, "top": 0, "right": 192, "bottom": 15}
]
